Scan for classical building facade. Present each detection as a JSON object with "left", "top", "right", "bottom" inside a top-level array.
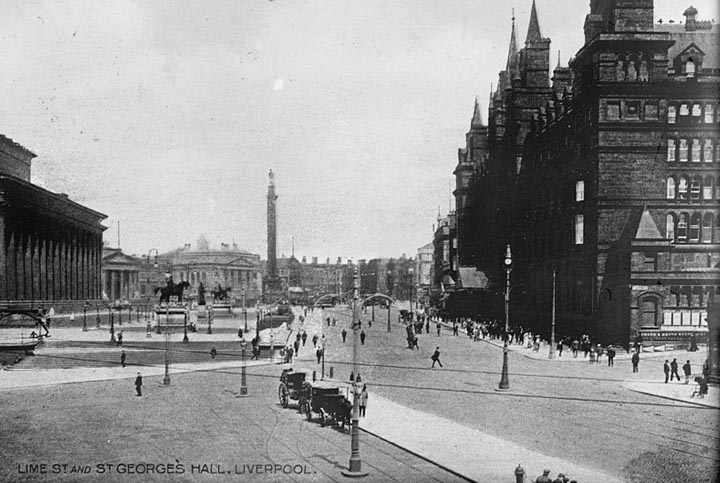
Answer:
[
  {"left": 452, "top": 0, "right": 719, "bottom": 345},
  {"left": 102, "top": 246, "right": 142, "bottom": 303},
  {"left": 0, "top": 134, "right": 106, "bottom": 305},
  {"left": 156, "top": 236, "right": 262, "bottom": 304}
]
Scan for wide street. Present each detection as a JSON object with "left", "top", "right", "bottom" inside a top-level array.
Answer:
[{"left": 1, "top": 304, "right": 718, "bottom": 483}]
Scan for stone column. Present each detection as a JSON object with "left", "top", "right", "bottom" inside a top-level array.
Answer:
[
  {"left": 7, "top": 227, "right": 17, "bottom": 300},
  {"left": 0, "top": 215, "right": 6, "bottom": 300}
]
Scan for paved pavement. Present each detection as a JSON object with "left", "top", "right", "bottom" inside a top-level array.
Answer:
[{"left": 2, "top": 304, "right": 718, "bottom": 483}]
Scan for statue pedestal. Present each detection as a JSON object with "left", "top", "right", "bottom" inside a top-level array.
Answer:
[
  {"left": 211, "top": 302, "right": 233, "bottom": 317},
  {"left": 155, "top": 305, "right": 189, "bottom": 332}
]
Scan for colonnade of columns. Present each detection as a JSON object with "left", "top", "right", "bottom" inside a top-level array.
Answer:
[
  {"left": 0, "top": 212, "right": 103, "bottom": 302},
  {"left": 104, "top": 269, "right": 140, "bottom": 303}
]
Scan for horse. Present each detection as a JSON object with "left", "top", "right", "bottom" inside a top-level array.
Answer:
[
  {"left": 154, "top": 281, "right": 191, "bottom": 304},
  {"left": 211, "top": 285, "right": 232, "bottom": 302}
]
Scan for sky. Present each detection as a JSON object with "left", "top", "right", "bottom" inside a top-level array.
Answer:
[{"left": 2, "top": 0, "right": 717, "bottom": 261}]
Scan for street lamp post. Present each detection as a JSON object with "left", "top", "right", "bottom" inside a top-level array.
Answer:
[
  {"left": 408, "top": 268, "right": 414, "bottom": 313},
  {"left": 387, "top": 303, "right": 391, "bottom": 333},
  {"left": 342, "top": 267, "right": 368, "bottom": 478},
  {"left": 183, "top": 306, "right": 189, "bottom": 343},
  {"left": 498, "top": 244, "right": 512, "bottom": 391},
  {"left": 549, "top": 268, "right": 556, "bottom": 359},
  {"left": 82, "top": 302, "right": 88, "bottom": 332},
  {"left": 109, "top": 306, "right": 116, "bottom": 343},
  {"left": 242, "top": 286, "right": 248, "bottom": 333},
  {"left": 207, "top": 303, "right": 213, "bottom": 334},
  {"left": 239, "top": 338, "right": 249, "bottom": 396},
  {"left": 163, "top": 305, "right": 171, "bottom": 385}
]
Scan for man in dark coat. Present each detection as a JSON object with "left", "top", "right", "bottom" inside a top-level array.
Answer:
[
  {"left": 682, "top": 360, "right": 692, "bottom": 384},
  {"left": 121, "top": 350, "right": 126, "bottom": 368},
  {"left": 670, "top": 358, "right": 681, "bottom": 381},
  {"left": 360, "top": 329, "right": 366, "bottom": 345},
  {"left": 663, "top": 360, "right": 670, "bottom": 383},
  {"left": 631, "top": 351, "right": 640, "bottom": 373},
  {"left": 606, "top": 345, "right": 616, "bottom": 367},
  {"left": 431, "top": 347, "right": 443, "bottom": 368},
  {"left": 135, "top": 373, "right": 143, "bottom": 396},
  {"left": 341, "top": 328, "right": 347, "bottom": 343}
]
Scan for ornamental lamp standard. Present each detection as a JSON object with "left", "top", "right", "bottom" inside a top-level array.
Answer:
[
  {"left": 239, "top": 337, "right": 249, "bottom": 397},
  {"left": 341, "top": 266, "right": 368, "bottom": 478},
  {"left": 82, "top": 301, "right": 90, "bottom": 332},
  {"left": 498, "top": 244, "right": 512, "bottom": 391},
  {"left": 408, "top": 267, "right": 414, "bottom": 313},
  {"left": 242, "top": 285, "right": 248, "bottom": 333}
]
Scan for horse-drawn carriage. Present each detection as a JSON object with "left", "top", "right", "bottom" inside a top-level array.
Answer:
[
  {"left": 278, "top": 369, "right": 311, "bottom": 409},
  {"left": 278, "top": 369, "right": 352, "bottom": 429},
  {"left": 302, "top": 382, "right": 352, "bottom": 429}
]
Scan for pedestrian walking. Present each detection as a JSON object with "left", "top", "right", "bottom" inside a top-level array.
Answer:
[
  {"left": 535, "top": 469, "right": 552, "bottom": 483},
  {"left": 312, "top": 334, "right": 318, "bottom": 348},
  {"left": 332, "top": 317, "right": 336, "bottom": 327},
  {"left": 631, "top": 351, "right": 639, "bottom": 373},
  {"left": 425, "top": 320, "right": 429, "bottom": 334},
  {"left": 341, "top": 328, "right": 347, "bottom": 343},
  {"left": 663, "top": 359, "right": 670, "bottom": 383},
  {"left": 327, "top": 317, "right": 331, "bottom": 327},
  {"left": 607, "top": 345, "right": 616, "bottom": 367},
  {"left": 210, "top": 347, "right": 217, "bottom": 359},
  {"left": 117, "top": 330, "right": 123, "bottom": 346},
  {"left": 670, "top": 358, "right": 680, "bottom": 381},
  {"left": 571, "top": 339, "right": 579, "bottom": 358},
  {"left": 556, "top": 341, "right": 564, "bottom": 358},
  {"left": 121, "top": 350, "right": 126, "bottom": 368},
  {"left": 436, "top": 322, "right": 441, "bottom": 337},
  {"left": 316, "top": 348, "right": 323, "bottom": 364},
  {"left": 360, "top": 329, "right": 366, "bottom": 345},
  {"left": 238, "top": 327, "right": 243, "bottom": 339},
  {"left": 359, "top": 384, "right": 368, "bottom": 417},
  {"left": 251, "top": 344, "right": 260, "bottom": 360},
  {"left": 293, "top": 339, "right": 300, "bottom": 355},
  {"left": 431, "top": 347, "right": 443, "bottom": 368},
  {"left": 452, "top": 322, "right": 458, "bottom": 336},
  {"left": 135, "top": 372, "right": 143, "bottom": 397},
  {"left": 682, "top": 360, "right": 692, "bottom": 384},
  {"left": 301, "top": 332, "right": 307, "bottom": 346}
]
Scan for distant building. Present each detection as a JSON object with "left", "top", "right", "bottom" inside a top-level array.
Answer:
[
  {"left": 102, "top": 246, "right": 142, "bottom": 303},
  {"left": 0, "top": 133, "right": 106, "bottom": 305},
  {"left": 155, "top": 236, "right": 262, "bottom": 304}
]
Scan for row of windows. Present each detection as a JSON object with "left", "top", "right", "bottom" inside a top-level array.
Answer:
[
  {"left": 666, "top": 176, "right": 719, "bottom": 200},
  {"left": 667, "top": 138, "right": 718, "bottom": 163},
  {"left": 668, "top": 103, "right": 717, "bottom": 124},
  {"left": 666, "top": 212, "right": 720, "bottom": 243}
]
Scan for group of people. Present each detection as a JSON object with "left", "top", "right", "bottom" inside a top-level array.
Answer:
[{"left": 533, "top": 469, "right": 577, "bottom": 483}]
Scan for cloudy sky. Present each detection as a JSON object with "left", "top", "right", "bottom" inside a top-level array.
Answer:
[{"left": 2, "top": 0, "right": 717, "bottom": 260}]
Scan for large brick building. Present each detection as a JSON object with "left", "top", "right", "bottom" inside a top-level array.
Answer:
[{"left": 453, "top": 0, "right": 719, "bottom": 346}]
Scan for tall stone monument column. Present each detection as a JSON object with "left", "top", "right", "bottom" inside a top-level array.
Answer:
[{"left": 264, "top": 170, "right": 283, "bottom": 301}]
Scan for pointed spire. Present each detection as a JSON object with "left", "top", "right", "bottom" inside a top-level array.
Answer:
[
  {"left": 506, "top": 11, "right": 519, "bottom": 77},
  {"left": 472, "top": 96, "right": 483, "bottom": 125},
  {"left": 526, "top": 0, "right": 542, "bottom": 43}
]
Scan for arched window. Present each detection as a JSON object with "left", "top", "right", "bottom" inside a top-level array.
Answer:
[
  {"left": 640, "top": 297, "right": 659, "bottom": 328},
  {"left": 667, "top": 139, "right": 676, "bottom": 162},
  {"left": 677, "top": 213, "right": 688, "bottom": 241},
  {"left": 691, "top": 139, "right": 701, "bottom": 162},
  {"left": 666, "top": 177, "right": 676, "bottom": 199},
  {"left": 702, "top": 213, "right": 713, "bottom": 243},
  {"left": 678, "top": 176, "right": 689, "bottom": 199},
  {"left": 686, "top": 59, "right": 696, "bottom": 77},
  {"left": 704, "top": 139, "right": 714, "bottom": 162},
  {"left": 689, "top": 213, "right": 701, "bottom": 242},
  {"left": 668, "top": 105, "right": 677, "bottom": 124},
  {"left": 666, "top": 214, "right": 675, "bottom": 241},
  {"left": 690, "top": 177, "right": 701, "bottom": 199},
  {"left": 703, "top": 177, "right": 713, "bottom": 199},
  {"left": 679, "top": 139, "right": 688, "bottom": 161}
]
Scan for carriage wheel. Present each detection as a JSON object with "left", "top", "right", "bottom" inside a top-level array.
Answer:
[
  {"left": 278, "top": 383, "right": 289, "bottom": 408},
  {"left": 302, "top": 402, "right": 312, "bottom": 421},
  {"left": 319, "top": 409, "right": 327, "bottom": 427}
]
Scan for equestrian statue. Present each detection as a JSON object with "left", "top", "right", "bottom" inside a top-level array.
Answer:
[
  {"left": 211, "top": 284, "right": 232, "bottom": 303},
  {"left": 154, "top": 278, "right": 191, "bottom": 304}
]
